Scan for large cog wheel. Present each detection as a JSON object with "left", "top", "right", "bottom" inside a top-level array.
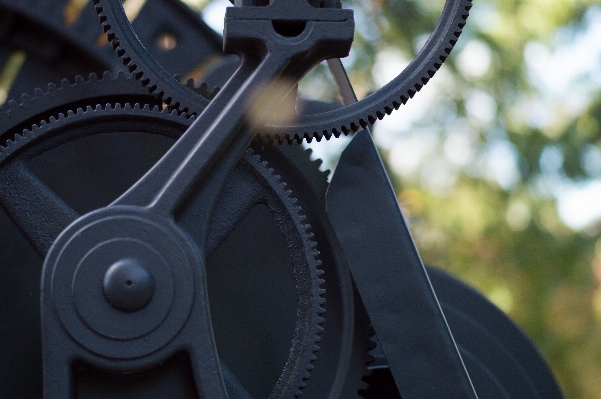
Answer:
[
  {"left": 93, "top": 0, "right": 471, "bottom": 143},
  {"left": 0, "top": 104, "right": 324, "bottom": 398},
  {"left": 0, "top": 100, "right": 372, "bottom": 398},
  {"left": 0, "top": 72, "right": 373, "bottom": 398},
  {"left": 0, "top": 0, "right": 222, "bottom": 105}
]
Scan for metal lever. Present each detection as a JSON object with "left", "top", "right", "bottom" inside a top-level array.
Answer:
[
  {"left": 40, "top": 1, "right": 355, "bottom": 397},
  {"left": 325, "top": 62, "right": 479, "bottom": 398}
]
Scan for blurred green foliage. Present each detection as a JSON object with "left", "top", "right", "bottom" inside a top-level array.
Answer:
[{"left": 315, "top": 0, "right": 601, "bottom": 398}]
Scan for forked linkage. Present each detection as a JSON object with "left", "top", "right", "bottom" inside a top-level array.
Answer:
[{"left": 41, "top": 1, "right": 353, "bottom": 397}]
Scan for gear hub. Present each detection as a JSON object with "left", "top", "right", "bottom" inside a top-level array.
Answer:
[{"left": 103, "top": 257, "right": 156, "bottom": 312}]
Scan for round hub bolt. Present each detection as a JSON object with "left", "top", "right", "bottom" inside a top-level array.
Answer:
[{"left": 103, "top": 258, "right": 156, "bottom": 312}]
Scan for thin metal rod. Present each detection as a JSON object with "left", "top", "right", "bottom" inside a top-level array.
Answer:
[
  {"left": 327, "top": 58, "right": 358, "bottom": 105},
  {"left": 327, "top": 58, "right": 371, "bottom": 134}
]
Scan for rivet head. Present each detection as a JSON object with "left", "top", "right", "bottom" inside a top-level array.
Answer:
[{"left": 103, "top": 258, "right": 155, "bottom": 312}]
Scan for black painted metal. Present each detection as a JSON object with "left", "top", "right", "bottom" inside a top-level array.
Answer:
[
  {"left": 39, "top": 0, "right": 354, "bottom": 396},
  {"left": 0, "top": 72, "right": 368, "bottom": 398},
  {"left": 93, "top": 0, "right": 471, "bottom": 143},
  {"left": 0, "top": 0, "right": 221, "bottom": 105},
  {"left": 326, "top": 130, "right": 478, "bottom": 398},
  {"left": 0, "top": 160, "right": 79, "bottom": 257},
  {"left": 427, "top": 267, "right": 564, "bottom": 399}
]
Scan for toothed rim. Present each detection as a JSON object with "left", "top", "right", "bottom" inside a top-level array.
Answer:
[
  {"left": 93, "top": 0, "right": 471, "bottom": 144},
  {"left": 0, "top": 71, "right": 162, "bottom": 144},
  {"left": 1, "top": 71, "right": 132, "bottom": 112},
  {"left": 183, "top": 78, "right": 221, "bottom": 100},
  {"left": 0, "top": 104, "right": 325, "bottom": 397},
  {"left": 261, "top": 0, "right": 472, "bottom": 143},
  {"left": 243, "top": 149, "right": 326, "bottom": 398},
  {"left": 0, "top": 102, "right": 193, "bottom": 162},
  {"left": 93, "top": 0, "right": 211, "bottom": 115}
]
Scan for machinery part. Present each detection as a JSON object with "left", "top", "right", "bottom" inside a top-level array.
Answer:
[
  {"left": 30, "top": 8, "right": 354, "bottom": 398},
  {"left": 0, "top": 68, "right": 371, "bottom": 397},
  {"left": 206, "top": 146, "right": 326, "bottom": 398},
  {"left": 0, "top": 69, "right": 280, "bottom": 149},
  {"left": 361, "top": 266, "right": 564, "bottom": 399},
  {"left": 93, "top": 0, "right": 471, "bottom": 143},
  {"left": 0, "top": 0, "right": 115, "bottom": 103},
  {"left": 251, "top": 143, "right": 372, "bottom": 399},
  {"left": 45, "top": 5, "right": 354, "bottom": 391},
  {"left": 431, "top": 267, "right": 563, "bottom": 398},
  {"left": 0, "top": 102, "right": 372, "bottom": 398},
  {"left": 0, "top": 0, "right": 222, "bottom": 104},
  {"left": 0, "top": 72, "right": 155, "bottom": 143},
  {"left": 327, "top": 129, "right": 478, "bottom": 398},
  {"left": 0, "top": 104, "right": 326, "bottom": 398},
  {"left": 94, "top": 0, "right": 211, "bottom": 113}
]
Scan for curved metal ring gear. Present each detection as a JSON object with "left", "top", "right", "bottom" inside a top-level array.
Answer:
[
  {"left": 0, "top": 71, "right": 219, "bottom": 144},
  {"left": 0, "top": 0, "right": 222, "bottom": 105},
  {"left": 0, "top": 74, "right": 373, "bottom": 397},
  {"left": 0, "top": 100, "right": 371, "bottom": 398},
  {"left": 0, "top": 72, "right": 155, "bottom": 142},
  {"left": 249, "top": 142, "right": 373, "bottom": 399},
  {"left": 360, "top": 266, "right": 564, "bottom": 399},
  {"left": 208, "top": 145, "right": 327, "bottom": 398},
  {"left": 93, "top": 0, "right": 212, "bottom": 113},
  {"left": 93, "top": 0, "right": 471, "bottom": 143}
]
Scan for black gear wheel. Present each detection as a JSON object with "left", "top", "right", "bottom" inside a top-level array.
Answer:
[
  {"left": 245, "top": 126, "right": 373, "bottom": 399},
  {"left": 0, "top": 72, "right": 156, "bottom": 143},
  {"left": 93, "top": 0, "right": 212, "bottom": 113},
  {"left": 250, "top": 142, "right": 373, "bottom": 399},
  {"left": 359, "top": 266, "right": 564, "bottom": 399},
  {"left": 93, "top": 0, "right": 471, "bottom": 143},
  {"left": 0, "top": 74, "right": 373, "bottom": 397},
  {"left": 0, "top": 0, "right": 222, "bottom": 105},
  {"left": 0, "top": 101, "right": 372, "bottom": 398},
  {"left": 0, "top": 104, "right": 325, "bottom": 398}
]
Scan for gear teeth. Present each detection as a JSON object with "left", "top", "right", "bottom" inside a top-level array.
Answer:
[
  {"left": 0, "top": 69, "right": 166, "bottom": 147},
  {"left": 92, "top": 0, "right": 471, "bottom": 144},
  {"left": 312, "top": 157, "right": 323, "bottom": 170},
  {"left": 94, "top": 0, "right": 211, "bottom": 118},
  {"left": 33, "top": 88, "right": 45, "bottom": 98},
  {"left": 184, "top": 79, "right": 221, "bottom": 101},
  {"left": 356, "top": 325, "right": 379, "bottom": 393},
  {"left": 245, "top": 148, "right": 326, "bottom": 396},
  {"left": 256, "top": 0, "right": 473, "bottom": 143},
  {"left": 1, "top": 98, "right": 196, "bottom": 163},
  {"left": 20, "top": 93, "right": 33, "bottom": 104},
  {"left": 6, "top": 99, "right": 18, "bottom": 109}
]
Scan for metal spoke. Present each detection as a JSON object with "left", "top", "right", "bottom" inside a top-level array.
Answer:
[
  {"left": 327, "top": 58, "right": 358, "bottom": 106},
  {"left": 0, "top": 161, "right": 79, "bottom": 257}
]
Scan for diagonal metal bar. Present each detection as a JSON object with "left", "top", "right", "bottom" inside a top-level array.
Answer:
[
  {"left": 327, "top": 58, "right": 358, "bottom": 106},
  {"left": 325, "top": 62, "right": 479, "bottom": 397}
]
